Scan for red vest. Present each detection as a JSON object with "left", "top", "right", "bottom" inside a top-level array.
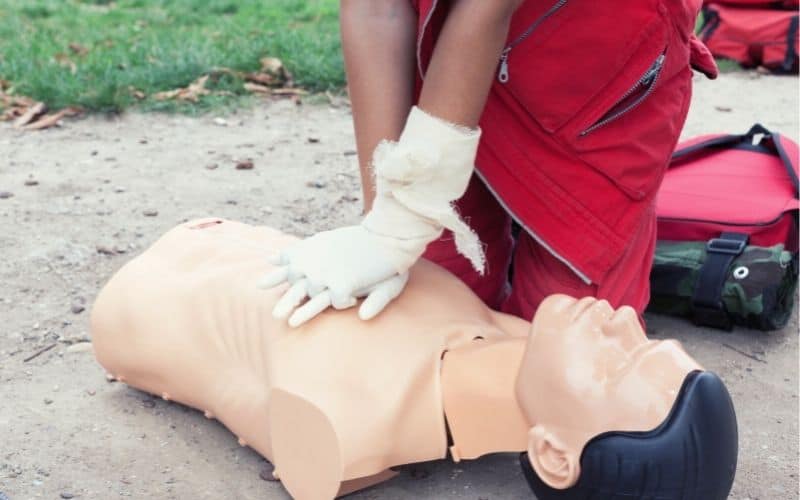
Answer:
[{"left": 414, "top": 0, "right": 717, "bottom": 284}]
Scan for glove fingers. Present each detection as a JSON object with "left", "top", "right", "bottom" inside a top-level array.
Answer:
[
  {"left": 330, "top": 291, "right": 358, "bottom": 310},
  {"left": 272, "top": 279, "right": 309, "bottom": 319},
  {"left": 358, "top": 272, "right": 409, "bottom": 321},
  {"left": 286, "top": 265, "right": 306, "bottom": 284},
  {"left": 257, "top": 267, "right": 290, "bottom": 289},
  {"left": 288, "top": 291, "right": 332, "bottom": 328},
  {"left": 267, "top": 252, "right": 288, "bottom": 266}
]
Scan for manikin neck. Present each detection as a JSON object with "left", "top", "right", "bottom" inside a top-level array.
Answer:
[{"left": 440, "top": 337, "right": 530, "bottom": 461}]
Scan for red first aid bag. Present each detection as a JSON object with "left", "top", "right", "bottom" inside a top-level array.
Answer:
[
  {"left": 703, "top": 0, "right": 799, "bottom": 8},
  {"left": 652, "top": 124, "right": 799, "bottom": 330},
  {"left": 699, "top": 3, "right": 800, "bottom": 72},
  {"left": 657, "top": 124, "right": 799, "bottom": 250}
]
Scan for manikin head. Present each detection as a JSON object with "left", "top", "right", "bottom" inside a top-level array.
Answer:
[{"left": 516, "top": 295, "right": 737, "bottom": 500}]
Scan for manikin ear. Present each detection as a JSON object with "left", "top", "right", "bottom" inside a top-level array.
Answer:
[{"left": 526, "top": 425, "right": 581, "bottom": 490}]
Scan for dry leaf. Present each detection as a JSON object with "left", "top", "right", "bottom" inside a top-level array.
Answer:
[
  {"left": 22, "top": 107, "right": 81, "bottom": 131},
  {"left": 54, "top": 53, "right": 77, "bottom": 74},
  {"left": 129, "top": 87, "right": 146, "bottom": 100},
  {"left": 68, "top": 42, "right": 89, "bottom": 56},
  {"left": 14, "top": 102, "right": 47, "bottom": 128},
  {"left": 243, "top": 82, "right": 271, "bottom": 95},
  {"left": 153, "top": 75, "right": 210, "bottom": 102},
  {"left": 270, "top": 88, "right": 307, "bottom": 97},
  {"left": 244, "top": 72, "right": 275, "bottom": 86},
  {"left": 259, "top": 57, "right": 292, "bottom": 86}
]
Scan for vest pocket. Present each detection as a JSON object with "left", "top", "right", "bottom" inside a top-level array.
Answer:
[
  {"left": 567, "top": 64, "right": 692, "bottom": 201},
  {"left": 579, "top": 52, "right": 666, "bottom": 137},
  {"left": 496, "top": 0, "right": 666, "bottom": 134}
]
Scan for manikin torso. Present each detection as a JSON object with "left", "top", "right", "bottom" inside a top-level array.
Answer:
[
  {"left": 91, "top": 219, "right": 700, "bottom": 500},
  {"left": 91, "top": 219, "right": 533, "bottom": 498}
]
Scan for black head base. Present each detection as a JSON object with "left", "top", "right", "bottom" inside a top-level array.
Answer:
[{"left": 521, "top": 371, "right": 738, "bottom": 500}]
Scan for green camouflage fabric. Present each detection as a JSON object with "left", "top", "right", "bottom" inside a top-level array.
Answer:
[{"left": 648, "top": 242, "right": 798, "bottom": 330}]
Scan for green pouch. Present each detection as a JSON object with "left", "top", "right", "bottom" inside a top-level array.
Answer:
[{"left": 648, "top": 241, "right": 798, "bottom": 331}]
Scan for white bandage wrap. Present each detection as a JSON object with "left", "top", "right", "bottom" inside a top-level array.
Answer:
[{"left": 362, "top": 106, "right": 485, "bottom": 274}]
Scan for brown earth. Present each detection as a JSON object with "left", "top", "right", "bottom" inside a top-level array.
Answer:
[{"left": 1, "top": 72, "right": 798, "bottom": 500}]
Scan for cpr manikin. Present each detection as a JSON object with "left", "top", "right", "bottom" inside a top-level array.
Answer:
[{"left": 90, "top": 219, "right": 738, "bottom": 500}]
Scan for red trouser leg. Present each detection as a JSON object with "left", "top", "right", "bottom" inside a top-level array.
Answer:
[
  {"left": 425, "top": 177, "right": 657, "bottom": 322},
  {"left": 422, "top": 176, "right": 514, "bottom": 310},
  {"left": 502, "top": 205, "right": 658, "bottom": 322}
]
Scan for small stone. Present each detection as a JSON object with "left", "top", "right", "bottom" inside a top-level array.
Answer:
[
  {"left": 91, "top": 150, "right": 98, "bottom": 156},
  {"left": 213, "top": 117, "right": 228, "bottom": 126},
  {"left": 114, "top": 186, "right": 126, "bottom": 193},
  {"left": 0, "top": 191, "right": 13, "bottom": 199},
  {"left": 44, "top": 398, "right": 53, "bottom": 405},
  {"left": 142, "top": 209, "right": 159, "bottom": 217},
  {"left": 205, "top": 164, "right": 218, "bottom": 170},
  {"left": 139, "top": 139, "right": 148, "bottom": 144},
  {"left": 61, "top": 493, "right": 75, "bottom": 499},
  {"left": 226, "top": 200, "right": 238, "bottom": 205},
  {"left": 343, "top": 150, "right": 357, "bottom": 157},
  {"left": 307, "top": 137, "right": 320, "bottom": 144},
  {"left": 24, "top": 179, "right": 39, "bottom": 186},
  {"left": 66, "top": 342, "right": 93, "bottom": 354},
  {"left": 714, "top": 106, "right": 733, "bottom": 113},
  {"left": 96, "top": 245, "right": 115, "bottom": 255},
  {"left": 87, "top": 389, "right": 96, "bottom": 396},
  {"left": 141, "top": 399, "right": 156, "bottom": 409},
  {"left": 259, "top": 462, "right": 279, "bottom": 482},
  {"left": 70, "top": 304, "right": 85, "bottom": 314},
  {"left": 235, "top": 160, "right": 254, "bottom": 170},
  {"left": 305, "top": 180, "right": 326, "bottom": 189}
]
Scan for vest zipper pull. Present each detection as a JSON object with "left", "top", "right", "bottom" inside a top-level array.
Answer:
[{"left": 498, "top": 50, "right": 510, "bottom": 83}]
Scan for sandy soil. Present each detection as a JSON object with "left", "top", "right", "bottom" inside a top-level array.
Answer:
[{"left": 1, "top": 72, "right": 798, "bottom": 500}]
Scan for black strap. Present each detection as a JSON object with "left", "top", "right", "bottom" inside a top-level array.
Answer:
[
  {"left": 670, "top": 124, "right": 800, "bottom": 198},
  {"left": 783, "top": 15, "right": 798, "bottom": 73},
  {"left": 692, "top": 232, "right": 749, "bottom": 330},
  {"left": 698, "top": 6, "right": 722, "bottom": 44}
]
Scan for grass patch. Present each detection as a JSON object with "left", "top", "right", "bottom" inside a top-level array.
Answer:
[{"left": 0, "top": 0, "right": 343, "bottom": 112}]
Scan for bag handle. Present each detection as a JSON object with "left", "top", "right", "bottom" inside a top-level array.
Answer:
[{"left": 670, "top": 124, "right": 800, "bottom": 198}]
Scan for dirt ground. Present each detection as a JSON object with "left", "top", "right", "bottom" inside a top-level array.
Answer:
[{"left": 1, "top": 71, "right": 798, "bottom": 500}]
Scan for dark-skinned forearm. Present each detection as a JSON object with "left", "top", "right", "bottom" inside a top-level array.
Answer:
[{"left": 340, "top": 0, "right": 417, "bottom": 212}]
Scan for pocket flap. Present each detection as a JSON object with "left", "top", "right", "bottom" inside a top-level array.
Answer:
[
  {"left": 499, "top": 0, "right": 667, "bottom": 133},
  {"left": 689, "top": 34, "right": 719, "bottom": 79}
]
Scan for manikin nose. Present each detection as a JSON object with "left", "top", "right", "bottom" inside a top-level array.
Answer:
[{"left": 601, "top": 306, "right": 646, "bottom": 350}]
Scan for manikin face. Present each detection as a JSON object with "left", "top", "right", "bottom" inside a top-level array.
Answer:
[{"left": 516, "top": 294, "right": 701, "bottom": 489}]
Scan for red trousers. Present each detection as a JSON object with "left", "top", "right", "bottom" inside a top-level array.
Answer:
[{"left": 423, "top": 176, "right": 657, "bottom": 321}]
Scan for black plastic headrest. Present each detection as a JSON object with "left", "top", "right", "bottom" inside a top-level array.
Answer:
[{"left": 521, "top": 370, "right": 738, "bottom": 500}]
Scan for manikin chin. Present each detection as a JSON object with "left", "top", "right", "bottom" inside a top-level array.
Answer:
[{"left": 91, "top": 219, "right": 738, "bottom": 500}]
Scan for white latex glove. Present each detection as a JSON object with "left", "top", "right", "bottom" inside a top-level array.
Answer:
[
  {"left": 258, "top": 225, "right": 413, "bottom": 327},
  {"left": 259, "top": 107, "right": 485, "bottom": 327}
]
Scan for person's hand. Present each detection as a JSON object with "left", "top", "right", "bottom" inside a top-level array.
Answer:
[
  {"left": 259, "top": 106, "right": 485, "bottom": 326},
  {"left": 258, "top": 225, "right": 414, "bottom": 327}
]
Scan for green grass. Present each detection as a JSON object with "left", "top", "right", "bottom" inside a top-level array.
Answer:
[{"left": 0, "top": 0, "right": 343, "bottom": 113}]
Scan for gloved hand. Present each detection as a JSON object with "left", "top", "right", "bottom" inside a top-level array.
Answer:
[{"left": 258, "top": 106, "right": 485, "bottom": 327}]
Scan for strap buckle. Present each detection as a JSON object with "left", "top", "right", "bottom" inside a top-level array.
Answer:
[
  {"left": 706, "top": 237, "right": 747, "bottom": 256},
  {"left": 691, "top": 232, "right": 749, "bottom": 331}
]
